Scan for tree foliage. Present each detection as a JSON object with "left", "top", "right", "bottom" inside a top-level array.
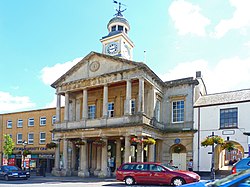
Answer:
[{"left": 3, "top": 134, "right": 14, "bottom": 159}]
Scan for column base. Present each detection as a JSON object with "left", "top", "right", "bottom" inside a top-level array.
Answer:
[
  {"left": 78, "top": 170, "right": 89, "bottom": 178},
  {"left": 51, "top": 168, "right": 61, "bottom": 176},
  {"left": 52, "top": 168, "right": 72, "bottom": 176},
  {"left": 94, "top": 169, "right": 101, "bottom": 176},
  {"left": 98, "top": 171, "right": 107, "bottom": 178}
]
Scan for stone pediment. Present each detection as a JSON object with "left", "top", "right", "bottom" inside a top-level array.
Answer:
[{"left": 51, "top": 51, "right": 142, "bottom": 88}]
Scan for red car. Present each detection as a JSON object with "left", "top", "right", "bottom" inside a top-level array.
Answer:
[{"left": 116, "top": 162, "right": 200, "bottom": 186}]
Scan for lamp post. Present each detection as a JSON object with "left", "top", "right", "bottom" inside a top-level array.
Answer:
[
  {"left": 243, "top": 132, "right": 250, "bottom": 157},
  {"left": 22, "top": 140, "right": 27, "bottom": 170},
  {"left": 209, "top": 132, "right": 216, "bottom": 180}
]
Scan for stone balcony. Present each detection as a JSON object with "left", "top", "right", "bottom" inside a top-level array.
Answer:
[{"left": 53, "top": 114, "right": 194, "bottom": 132}]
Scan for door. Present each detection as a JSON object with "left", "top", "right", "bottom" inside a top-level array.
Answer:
[
  {"left": 172, "top": 153, "right": 186, "bottom": 170},
  {"left": 149, "top": 164, "right": 169, "bottom": 184},
  {"left": 134, "top": 164, "right": 151, "bottom": 184}
]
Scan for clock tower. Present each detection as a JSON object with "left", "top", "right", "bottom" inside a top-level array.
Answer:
[{"left": 100, "top": 2, "right": 134, "bottom": 60}]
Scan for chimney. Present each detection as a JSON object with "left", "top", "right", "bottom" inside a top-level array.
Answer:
[{"left": 196, "top": 71, "right": 201, "bottom": 78}]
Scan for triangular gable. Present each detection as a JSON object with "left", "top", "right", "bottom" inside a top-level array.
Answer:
[{"left": 51, "top": 51, "right": 140, "bottom": 88}]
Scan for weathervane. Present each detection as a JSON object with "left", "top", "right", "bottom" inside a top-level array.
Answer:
[{"left": 113, "top": 0, "right": 126, "bottom": 17}]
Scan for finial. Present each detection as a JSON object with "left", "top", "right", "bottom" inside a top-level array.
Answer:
[{"left": 113, "top": 0, "right": 126, "bottom": 17}]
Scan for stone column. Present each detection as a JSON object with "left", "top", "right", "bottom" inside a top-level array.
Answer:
[
  {"left": 102, "top": 84, "right": 108, "bottom": 118},
  {"left": 71, "top": 142, "right": 76, "bottom": 171},
  {"left": 62, "top": 138, "right": 68, "bottom": 175},
  {"left": 56, "top": 94, "right": 61, "bottom": 123},
  {"left": 52, "top": 139, "right": 61, "bottom": 176},
  {"left": 138, "top": 78, "right": 144, "bottom": 113},
  {"left": 78, "top": 139, "right": 89, "bottom": 177},
  {"left": 148, "top": 144, "right": 155, "bottom": 162},
  {"left": 116, "top": 139, "right": 122, "bottom": 168},
  {"left": 125, "top": 80, "right": 132, "bottom": 115},
  {"left": 94, "top": 146, "right": 101, "bottom": 176},
  {"left": 64, "top": 92, "right": 69, "bottom": 121},
  {"left": 82, "top": 89, "right": 88, "bottom": 120},
  {"left": 71, "top": 98, "right": 76, "bottom": 121},
  {"left": 156, "top": 140, "right": 163, "bottom": 162},
  {"left": 76, "top": 99, "right": 81, "bottom": 121},
  {"left": 136, "top": 143, "right": 143, "bottom": 162},
  {"left": 98, "top": 138, "right": 108, "bottom": 177},
  {"left": 124, "top": 136, "right": 131, "bottom": 163}
]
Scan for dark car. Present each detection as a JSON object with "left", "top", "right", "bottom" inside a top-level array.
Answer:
[
  {"left": 232, "top": 157, "right": 250, "bottom": 174},
  {"left": 182, "top": 168, "right": 250, "bottom": 187},
  {"left": 0, "top": 166, "right": 28, "bottom": 180},
  {"left": 116, "top": 162, "right": 200, "bottom": 186}
]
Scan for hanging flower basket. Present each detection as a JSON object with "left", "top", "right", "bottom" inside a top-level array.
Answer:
[
  {"left": 46, "top": 142, "right": 57, "bottom": 149},
  {"left": 93, "top": 139, "right": 106, "bottom": 147},
  {"left": 222, "top": 142, "right": 235, "bottom": 152},
  {"left": 142, "top": 137, "right": 156, "bottom": 145},
  {"left": 130, "top": 137, "right": 141, "bottom": 145},
  {"left": 23, "top": 150, "right": 31, "bottom": 157},
  {"left": 74, "top": 139, "right": 85, "bottom": 146},
  {"left": 201, "top": 136, "right": 224, "bottom": 147}
]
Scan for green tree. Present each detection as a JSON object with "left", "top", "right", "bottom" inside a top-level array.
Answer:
[{"left": 3, "top": 134, "right": 14, "bottom": 164}]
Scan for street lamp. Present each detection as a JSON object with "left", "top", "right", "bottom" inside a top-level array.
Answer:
[
  {"left": 243, "top": 132, "right": 250, "bottom": 157},
  {"left": 208, "top": 132, "right": 216, "bottom": 180},
  {"left": 22, "top": 140, "right": 27, "bottom": 170}
]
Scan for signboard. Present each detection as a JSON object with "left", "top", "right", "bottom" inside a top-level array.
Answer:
[{"left": 8, "top": 158, "right": 15, "bottom": 166}]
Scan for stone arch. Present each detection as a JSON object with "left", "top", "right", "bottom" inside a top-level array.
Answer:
[
  {"left": 215, "top": 141, "right": 244, "bottom": 171},
  {"left": 170, "top": 144, "right": 187, "bottom": 170},
  {"left": 170, "top": 144, "right": 187, "bottom": 154}
]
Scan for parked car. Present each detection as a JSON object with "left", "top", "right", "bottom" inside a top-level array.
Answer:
[
  {"left": 116, "top": 162, "right": 200, "bottom": 186},
  {"left": 182, "top": 168, "right": 250, "bottom": 187},
  {"left": 0, "top": 166, "right": 28, "bottom": 180},
  {"left": 232, "top": 157, "right": 250, "bottom": 174}
]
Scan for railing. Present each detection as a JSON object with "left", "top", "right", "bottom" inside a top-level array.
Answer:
[{"left": 53, "top": 115, "right": 194, "bottom": 132}]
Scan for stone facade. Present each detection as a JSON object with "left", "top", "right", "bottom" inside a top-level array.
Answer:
[{"left": 50, "top": 51, "right": 206, "bottom": 176}]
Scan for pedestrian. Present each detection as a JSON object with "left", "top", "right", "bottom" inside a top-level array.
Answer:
[
  {"left": 187, "top": 159, "right": 193, "bottom": 171},
  {"left": 168, "top": 160, "right": 174, "bottom": 166}
]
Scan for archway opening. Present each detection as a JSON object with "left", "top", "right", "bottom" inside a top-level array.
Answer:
[{"left": 215, "top": 141, "right": 244, "bottom": 171}]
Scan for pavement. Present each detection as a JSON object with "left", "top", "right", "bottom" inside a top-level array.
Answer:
[
  {"left": 30, "top": 173, "right": 117, "bottom": 183},
  {"left": 29, "top": 172, "right": 226, "bottom": 183}
]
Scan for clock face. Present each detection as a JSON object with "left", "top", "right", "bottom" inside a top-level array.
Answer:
[{"left": 106, "top": 42, "right": 118, "bottom": 55}]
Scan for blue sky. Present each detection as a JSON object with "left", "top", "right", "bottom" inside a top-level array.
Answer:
[{"left": 1, "top": 0, "right": 250, "bottom": 113}]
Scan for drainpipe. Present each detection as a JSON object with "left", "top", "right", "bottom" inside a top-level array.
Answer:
[{"left": 197, "top": 107, "right": 201, "bottom": 171}]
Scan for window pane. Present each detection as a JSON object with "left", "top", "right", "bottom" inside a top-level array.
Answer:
[
  {"left": 220, "top": 108, "right": 238, "bottom": 129},
  {"left": 88, "top": 105, "right": 96, "bottom": 119},
  {"left": 172, "top": 100, "right": 184, "bottom": 123},
  {"left": 28, "top": 118, "right": 34, "bottom": 126}
]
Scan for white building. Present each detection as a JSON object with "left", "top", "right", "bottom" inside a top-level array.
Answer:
[{"left": 193, "top": 89, "right": 250, "bottom": 172}]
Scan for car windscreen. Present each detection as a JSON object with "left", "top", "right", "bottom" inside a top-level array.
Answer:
[
  {"left": 5, "top": 166, "right": 20, "bottom": 171},
  {"left": 205, "top": 169, "right": 250, "bottom": 186},
  {"left": 161, "top": 164, "right": 174, "bottom": 171}
]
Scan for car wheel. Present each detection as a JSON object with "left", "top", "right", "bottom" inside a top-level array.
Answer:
[
  {"left": 125, "top": 176, "right": 135, "bottom": 185},
  {"left": 172, "top": 177, "right": 185, "bottom": 186},
  {"left": 4, "top": 175, "right": 9, "bottom": 181}
]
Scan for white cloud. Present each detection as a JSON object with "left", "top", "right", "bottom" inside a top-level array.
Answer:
[
  {"left": 169, "top": 0, "right": 210, "bottom": 36},
  {"left": 159, "top": 57, "right": 250, "bottom": 93},
  {"left": 0, "top": 92, "right": 36, "bottom": 113},
  {"left": 212, "top": 0, "right": 250, "bottom": 38},
  {"left": 41, "top": 57, "right": 82, "bottom": 85},
  {"left": 44, "top": 95, "right": 65, "bottom": 108}
]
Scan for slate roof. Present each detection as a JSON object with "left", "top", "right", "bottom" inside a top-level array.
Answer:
[
  {"left": 107, "top": 16, "right": 130, "bottom": 29},
  {"left": 194, "top": 89, "right": 250, "bottom": 107},
  {"left": 164, "top": 77, "right": 199, "bottom": 88}
]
